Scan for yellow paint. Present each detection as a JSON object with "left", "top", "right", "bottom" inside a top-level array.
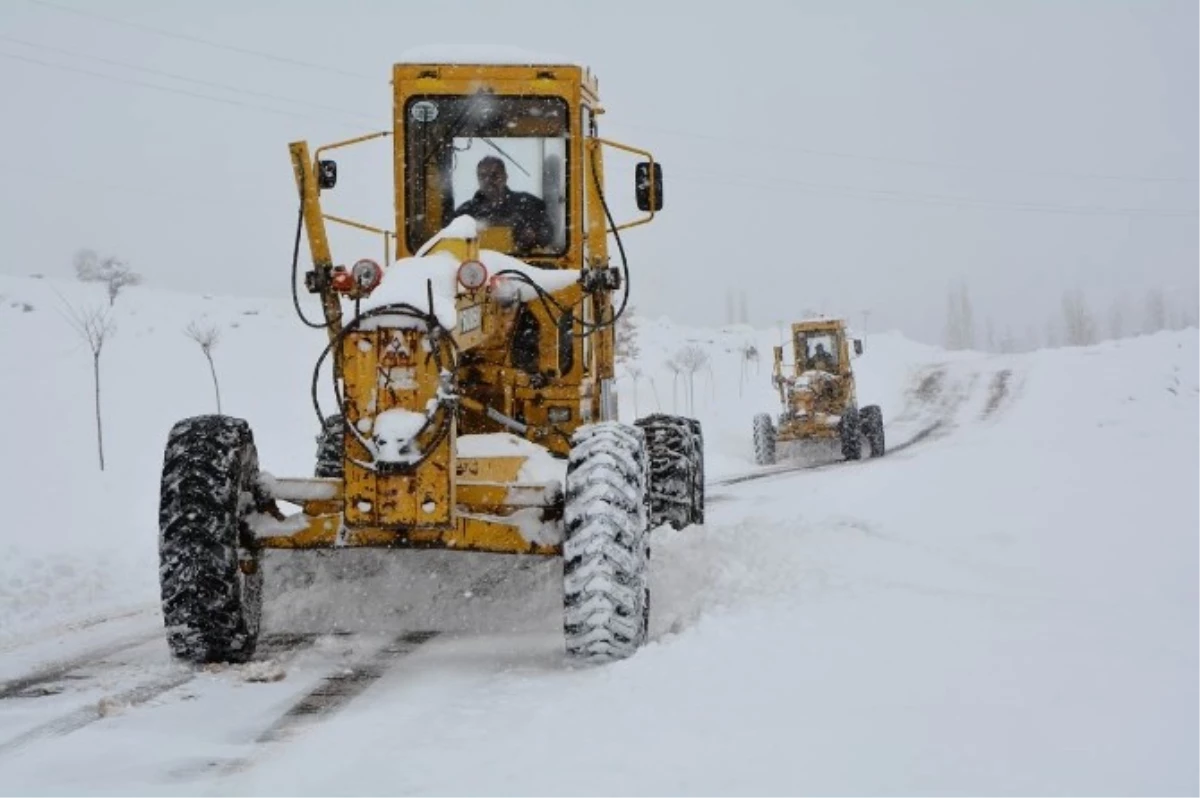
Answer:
[
  {"left": 278, "top": 58, "right": 663, "bottom": 558},
  {"left": 257, "top": 512, "right": 559, "bottom": 556},
  {"left": 341, "top": 327, "right": 455, "bottom": 529}
]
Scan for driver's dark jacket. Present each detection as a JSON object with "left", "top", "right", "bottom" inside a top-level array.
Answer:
[{"left": 453, "top": 188, "right": 552, "bottom": 249}]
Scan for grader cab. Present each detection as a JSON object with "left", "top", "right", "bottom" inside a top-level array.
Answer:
[
  {"left": 156, "top": 53, "right": 704, "bottom": 667},
  {"left": 752, "top": 318, "right": 885, "bottom": 465}
]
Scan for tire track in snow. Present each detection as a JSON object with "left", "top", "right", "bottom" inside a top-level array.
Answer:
[
  {"left": 708, "top": 360, "right": 1014, "bottom": 497},
  {"left": 700, "top": 420, "right": 945, "bottom": 501},
  {"left": 0, "top": 631, "right": 162, "bottom": 700},
  {"left": 0, "top": 633, "right": 325, "bottom": 757},
  {"left": 255, "top": 630, "right": 440, "bottom": 743},
  {"left": 0, "top": 670, "right": 197, "bottom": 757},
  {"left": 203, "top": 630, "right": 442, "bottom": 781}
]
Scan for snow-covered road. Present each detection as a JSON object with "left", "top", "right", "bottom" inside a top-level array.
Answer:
[{"left": 1, "top": 276, "right": 1195, "bottom": 795}]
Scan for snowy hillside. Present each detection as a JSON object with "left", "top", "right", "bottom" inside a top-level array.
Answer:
[{"left": 0, "top": 273, "right": 1196, "bottom": 795}]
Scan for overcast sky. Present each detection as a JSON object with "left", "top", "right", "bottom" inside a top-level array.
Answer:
[{"left": 1, "top": 0, "right": 1195, "bottom": 345}]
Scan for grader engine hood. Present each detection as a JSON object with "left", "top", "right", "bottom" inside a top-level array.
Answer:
[{"left": 326, "top": 221, "right": 581, "bottom": 532}]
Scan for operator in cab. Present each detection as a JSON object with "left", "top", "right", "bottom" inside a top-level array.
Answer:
[
  {"left": 808, "top": 342, "right": 836, "bottom": 371},
  {"left": 453, "top": 156, "right": 553, "bottom": 253}
]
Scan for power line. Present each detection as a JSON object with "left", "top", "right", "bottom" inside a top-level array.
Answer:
[
  {"left": 606, "top": 120, "right": 1198, "bottom": 186},
  {"left": 0, "top": 35, "right": 378, "bottom": 123},
  {"left": 670, "top": 169, "right": 1198, "bottom": 219},
  {"left": 7, "top": 165, "right": 270, "bottom": 209},
  {"left": 26, "top": 0, "right": 374, "bottom": 81},
  {"left": 0, "top": 50, "right": 366, "bottom": 128}
]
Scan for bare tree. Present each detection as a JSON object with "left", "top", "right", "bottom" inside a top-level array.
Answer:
[
  {"left": 1044, "top": 319, "right": 1060, "bottom": 349},
  {"left": 185, "top": 321, "right": 223, "bottom": 414},
  {"left": 1107, "top": 296, "right": 1126, "bottom": 340},
  {"left": 624, "top": 363, "right": 644, "bottom": 417},
  {"left": 59, "top": 295, "right": 115, "bottom": 470},
  {"left": 1061, "top": 288, "right": 1097, "bottom": 346},
  {"left": 739, "top": 341, "right": 760, "bottom": 396},
  {"left": 615, "top": 304, "right": 639, "bottom": 363},
  {"left": 74, "top": 248, "right": 143, "bottom": 306},
  {"left": 664, "top": 355, "right": 682, "bottom": 413},
  {"left": 673, "top": 344, "right": 710, "bottom": 415},
  {"left": 1144, "top": 288, "right": 1167, "bottom": 334},
  {"left": 997, "top": 326, "right": 1017, "bottom": 353},
  {"left": 944, "top": 281, "right": 976, "bottom": 350}
]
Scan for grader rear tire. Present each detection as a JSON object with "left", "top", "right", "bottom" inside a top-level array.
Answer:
[
  {"left": 861, "top": 405, "right": 886, "bottom": 458},
  {"left": 314, "top": 414, "right": 344, "bottom": 478},
  {"left": 753, "top": 413, "right": 776, "bottom": 466},
  {"left": 158, "top": 415, "right": 263, "bottom": 664},
  {"left": 685, "top": 418, "right": 705, "bottom": 526},
  {"left": 635, "top": 414, "right": 703, "bottom": 530},
  {"left": 563, "top": 421, "right": 650, "bottom": 663},
  {"left": 840, "top": 406, "right": 863, "bottom": 461}
]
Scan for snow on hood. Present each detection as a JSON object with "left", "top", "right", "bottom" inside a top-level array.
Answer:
[
  {"left": 354, "top": 246, "right": 580, "bottom": 331},
  {"left": 458, "top": 433, "right": 567, "bottom": 485},
  {"left": 354, "top": 251, "right": 461, "bottom": 330}
]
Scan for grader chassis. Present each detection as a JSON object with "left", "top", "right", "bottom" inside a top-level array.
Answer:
[
  {"left": 157, "top": 53, "right": 704, "bottom": 666},
  {"left": 753, "top": 318, "right": 885, "bottom": 465}
]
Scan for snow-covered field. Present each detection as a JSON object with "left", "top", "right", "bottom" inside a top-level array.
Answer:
[{"left": 0, "top": 274, "right": 1196, "bottom": 795}]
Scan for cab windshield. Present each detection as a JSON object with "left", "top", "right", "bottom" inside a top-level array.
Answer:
[
  {"left": 404, "top": 94, "right": 569, "bottom": 257},
  {"left": 796, "top": 332, "right": 839, "bottom": 370}
]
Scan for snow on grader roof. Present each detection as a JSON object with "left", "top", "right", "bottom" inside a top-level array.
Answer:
[{"left": 396, "top": 44, "right": 584, "bottom": 68}]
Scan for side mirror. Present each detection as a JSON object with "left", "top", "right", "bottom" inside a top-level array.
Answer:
[
  {"left": 318, "top": 159, "right": 338, "bottom": 190},
  {"left": 635, "top": 161, "right": 663, "bottom": 211},
  {"left": 853, "top": 338, "right": 863, "bottom": 356}
]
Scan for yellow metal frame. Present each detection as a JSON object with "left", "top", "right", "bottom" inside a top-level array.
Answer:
[
  {"left": 278, "top": 60, "right": 659, "bottom": 557},
  {"left": 258, "top": 467, "right": 561, "bottom": 556},
  {"left": 595, "top": 137, "right": 658, "bottom": 232}
]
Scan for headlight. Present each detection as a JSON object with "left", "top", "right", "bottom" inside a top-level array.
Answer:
[
  {"left": 457, "top": 260, "right": 488, "bottom": 291},
  {"left": 351, "top": 258, "right": 383, "bottom": 293}
]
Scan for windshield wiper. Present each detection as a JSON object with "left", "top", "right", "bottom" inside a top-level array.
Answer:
[{"left": 481, "top": 137, "right": 530, "bottom": 177}]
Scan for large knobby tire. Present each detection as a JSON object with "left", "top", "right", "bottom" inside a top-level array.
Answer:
[
  {"left": 861, "top": 404, "right": 886, "bottom": 458},
  {"left": 563, "top": 421, "right": 650, "bottom": 663},
  {"left": 753, "top": 413, "right": 776, "bottom": 466},
  {"left": 840, "top": 405, "right": 863, "bottom": 461},
  {"left": 685, "top": 417, "right": 705, "bottom": 526},
  {"left": 635, "top": 414, "right": 703, "bottom": 530},
  {"left": 159, "top": 415, "right": 264, "bottom": 664},
  {"left": 315, "top": 414, "right": 344, "bottom": 478}
]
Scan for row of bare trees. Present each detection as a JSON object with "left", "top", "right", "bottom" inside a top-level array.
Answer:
[
  {"left": 946, "top": 281, "right": 1197, "bottom": 353},
  {"left": 59, "top": 249, "right": 224, "bottom": 470},
  {"left": 616, "top": 305, "right": 716, "bottom": 415}
]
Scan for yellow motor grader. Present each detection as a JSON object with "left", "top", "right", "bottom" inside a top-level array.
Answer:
[
  {"left": 156, "top": 53, "right": 704, "bottom": 666},
  {"left": 752, "top": 318, "right": 885, "bottom": 465}
]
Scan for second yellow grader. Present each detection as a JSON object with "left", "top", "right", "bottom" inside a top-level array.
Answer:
[{"left": 753, "top": 318, "right": 885, "bottom": 465}]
